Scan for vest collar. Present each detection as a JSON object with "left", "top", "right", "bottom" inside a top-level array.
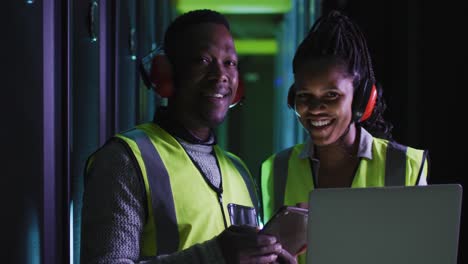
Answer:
[{"left": 154, "top": 107, "right": 217, "bottom": 146}]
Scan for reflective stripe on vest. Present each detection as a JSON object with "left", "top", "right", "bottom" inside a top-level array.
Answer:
[
  {"left": 273, "top": 148, "right": 293, "bottom": 216},
  {"left": 225, "top": 152, "right": 260, "bottom": 215},
  {"left": 385, "top": 141, "right": 407, "bottom": 186},
  {"left": 123, "top": 129, "right": 179, "bottom": 255}
]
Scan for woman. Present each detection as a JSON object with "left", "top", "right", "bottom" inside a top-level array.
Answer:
[{"left": 260, "top": 10, "right": 429, "bottom": 262}]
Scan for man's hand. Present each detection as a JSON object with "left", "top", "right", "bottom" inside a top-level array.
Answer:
[
  {"left": 275, "top": 247, "right": 298, "bottom": 264},
  {"left": 217, "top": 225, "right": 285, "bottom": 264}
]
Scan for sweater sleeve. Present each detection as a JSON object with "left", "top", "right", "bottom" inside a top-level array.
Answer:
[
  {"left": 140, "top": 238, "right": 226, "bottom": 264},
  {"left": 80, "top": 139, "right": 226, "bottom": 264}
]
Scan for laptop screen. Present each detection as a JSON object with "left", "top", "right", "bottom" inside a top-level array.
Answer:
[{"left": 306, "top": 184, "right": 462, "bottom": 264}]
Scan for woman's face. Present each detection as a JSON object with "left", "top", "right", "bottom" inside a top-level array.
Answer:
[{"left": 294, "top": 60, "right": 355, "bottom": 146}]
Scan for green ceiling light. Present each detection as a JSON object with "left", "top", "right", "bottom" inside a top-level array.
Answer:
[
  {"left": 235, "top": 39, "right": 277, "bottom": 55},
  {"left": 176, "top": 0, "right": 291, "bottom": 14}
]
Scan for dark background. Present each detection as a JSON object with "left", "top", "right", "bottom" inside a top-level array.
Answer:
[
  {"left": 2, "top": 0, "right": 466, "bottom": 263},
  {"left": 326, "top": 1, "right": 467, "bottom": 262}
]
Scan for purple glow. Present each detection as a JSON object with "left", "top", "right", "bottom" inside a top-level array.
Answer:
[{"left": 43, "top": 0, "right": 57, "bottom": 263}]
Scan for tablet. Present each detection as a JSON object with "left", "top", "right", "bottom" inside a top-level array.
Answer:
[{"left": 260, "top": 206, "right": 308, "bottom": 255}]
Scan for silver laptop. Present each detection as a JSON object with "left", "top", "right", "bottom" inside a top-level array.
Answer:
[{"left": 306, "top": 184, "right": 463, "bottom": 264}]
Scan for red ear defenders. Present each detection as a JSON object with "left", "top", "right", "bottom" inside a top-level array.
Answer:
[
  {"left": 231, "top": 78, "right": 245, "bottom": 108},
  {"left": 352, "top": 80, "right": 377, "bottom": 123},
  {"left": 141, "top": 52, "right": 244, "bottom": 108},
  {"left": 287, "top": 81, "right": 377, "bottom": 123},
  {"left": 149, "top": 54, "right": 174, "bottom": 98}
]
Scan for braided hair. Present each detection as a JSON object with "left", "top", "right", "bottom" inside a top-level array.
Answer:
[{"left": 292, "top": 10, "right": 393, "bottom": 140}]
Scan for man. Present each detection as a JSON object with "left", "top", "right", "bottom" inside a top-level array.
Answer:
[{"left": 80, "top": 9, "right": 295, "bottom": 264}]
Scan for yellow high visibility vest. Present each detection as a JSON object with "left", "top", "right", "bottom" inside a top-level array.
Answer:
[
  {"left": 115, "top": 122, "right": 258, "bottom": 257},
  {"left": 261, "top": 137, "right": 428, "bottom": 264}
]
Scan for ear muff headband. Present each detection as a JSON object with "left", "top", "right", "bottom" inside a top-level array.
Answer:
[
  {"left": 352, "top": 79, "right": 377, "bottom": 123},
  {"left": 229, "top": 77, "right": 245, "bottom": 108},
  {"left": 359, "top": 84, "right": 377, "bottom": 122},
  {"left": 287, "top": 84, "right": 295, "bottom": 109},
  {"left": 150, "top": 54, "right": 173, "bottom": 98},
  {"left": 146, "top": 53, "right": 244, "bottom": 108}
]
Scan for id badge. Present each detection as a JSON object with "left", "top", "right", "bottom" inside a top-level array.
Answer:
[{"left": 227, "top": 203, "right": 259, "bottom": 227}]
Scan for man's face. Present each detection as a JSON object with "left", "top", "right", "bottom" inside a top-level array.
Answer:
[{"left": 172, "top": 23, "right": 239, "bottom": 129}]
